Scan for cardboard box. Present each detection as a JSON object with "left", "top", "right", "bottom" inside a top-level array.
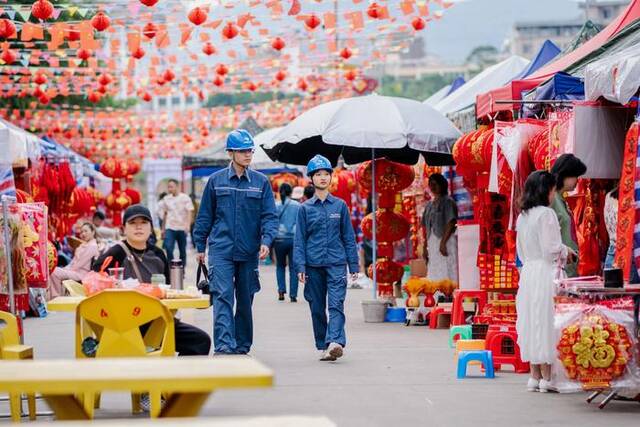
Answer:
[{"left": 409, "top": 259, "right": 427, "bottom": 277}]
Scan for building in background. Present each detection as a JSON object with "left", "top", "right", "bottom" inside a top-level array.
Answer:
[{"left": 509, "top": 0, "right": 629, "bottom": 58}]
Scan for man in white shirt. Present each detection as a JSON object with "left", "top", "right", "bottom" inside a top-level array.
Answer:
[{"left": 158, "top": 179, "right": 195, "bottom": 269}]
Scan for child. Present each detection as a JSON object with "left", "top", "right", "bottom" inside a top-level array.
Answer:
[{"left": 294, "top": 155, "right": 359, "bottom": 361}]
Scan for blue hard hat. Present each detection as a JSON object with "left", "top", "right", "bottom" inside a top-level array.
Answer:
[
  {"left": 306, "top": 154, "right": 333, "bottom": 177},
  {"left": 226, "top": 129, "right": 255, "bottom": 151}
]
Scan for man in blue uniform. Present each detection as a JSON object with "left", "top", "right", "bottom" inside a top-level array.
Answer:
[
  {"left": 193, "top": 129, "right": 278, "bottom": 355},
  {"left": 294, "top": 155, "right": 359, "bottom": 361}
]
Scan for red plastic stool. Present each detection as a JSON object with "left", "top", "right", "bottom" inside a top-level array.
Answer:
[
  {"left": 485, "top": 324, "right": 530, "bottom": 373},
  {"left": 451, "top": 290, "right": 488, "bottom": 326},
  {"left": 429, "top": 306, "right": 451, "bottom": 329}
]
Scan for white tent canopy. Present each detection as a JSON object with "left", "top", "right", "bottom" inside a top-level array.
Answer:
[
  {"left": 434, "top": 56, "right": 529, "bottom": 115},
  {"left": 423, "top": 84, "right": 451, "bottom": 107},
  {"left": 585, "top": 42, "right": 640, "bottom": 105},
  {"left": 0, "top": 119, "right": 42, "bottom": 166}
]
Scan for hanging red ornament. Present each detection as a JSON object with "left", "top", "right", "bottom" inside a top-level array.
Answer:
[
  {"left": 215, "top": 63, "right": 229, "bottom": 76},
  {"left": 202, "top": 42, "right": 216, "bottom": 56},
  {"left": 91, "top": 11, "right": 110, "bottom": 32},
  {"left": 97, "top": 85, "right": 108, "bottom": 94},
  {"left": 162, "top": 69, "right": 175, "bottom": 82},
  {"left": 98, "top": 73, "right": 112, "bottom": 86},
  {"left": 131, "top": 46, "right": 145, "bottom": 59},
  {"left": 188, "top": 7, "right": 207, "bottom": 26},
  {"left": 32, "top": 86, "right": 45, "bottom": 98},
  {"left": 213, "top": 75, "right": 224, "bottom": 87},
  {"left": 297, "top": 78, "right": 308, "bottom": 91},
  {"left": 66, "top": 25, "right": 80, "bottom": 41},
  {"left": 77, "top": 48, "right": 92, "bottom": 60},
  {"left": 344, "top": 69, "right": 357, "bottom": 81},
  {"left": 1, "top": 49, "right": 16, "bottom": 65},
  {"left": 304, "top": 14, "right": 321, "bottom": 30},
  {"left": 367, "top": 2, "right": 382, "bottom": 19},
  {"left": 156, "top": 76, "right": 166, "bottom": 86},
  {"left": 221, "top": 21, "right": 239, "bottom": 39},
  {"left": 0, "top": 19, "right": 17, "bottom": 39},
  {"left": 143, "top": 22, "right": 157, "bottom": 39},
  {"left": 88, "top": 91, "right": 102, "bottom": 103},
  {"left": 39, "top": 94, "right": 50, "bottom": 105},
  {"left": 139, "top": 0, "right": 159, "bottom": 6},
  {"left": 339, "top": 47, "right": 352, "bottom": 60},
  {"left": 31, "top": 0, "right": 54, "bottom": 21},
  {"left": 124, "top": 188, "right": 141, "bottom": 205},
  {"left": 33, "top": 73, "right": 47, "bottom": 85},
  {"left": 140, "top": 92, "right": 152, "bottom": 102},
  {"left": 275, "top": 70, "right": 287, "bottom": 82},
  {"left": 271, "top": 37, "right": 285, "bottom": 51},
  {"left": 411, "top": 17, "right": 426, "bottom": 31},
  {"left": 246, "top": 81, "right": 258, "bottom": 92}
]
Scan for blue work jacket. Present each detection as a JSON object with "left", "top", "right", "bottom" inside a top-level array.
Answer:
[
  {"left": 293, "top": 193, "right": 359, "bottom": 274},
  {"left": 276, "top": 198, "right": 301, "bottom": 240},
  {"left": 193, "top": 164, "right": 278, "bottom": 261}
]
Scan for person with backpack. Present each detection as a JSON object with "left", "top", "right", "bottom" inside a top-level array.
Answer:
[
  {"left": 274, "top": 183, "right": 301, "bottom": 302},
  {"left": 294, "top": 155, "right": 359, "bottom": 362}
]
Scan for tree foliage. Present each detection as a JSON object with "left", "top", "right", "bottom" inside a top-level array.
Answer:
[{"left": 377, "top": 74, "right": 458, "bottom": 101}]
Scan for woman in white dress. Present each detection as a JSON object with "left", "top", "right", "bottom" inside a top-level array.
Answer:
[
  {"left": 422, "top": 173, "right": 458, "bottom": 284},
  {"left": 516, "top": 171, "right": 576, "bottom": 393}
]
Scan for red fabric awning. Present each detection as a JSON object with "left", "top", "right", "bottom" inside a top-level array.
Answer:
[{"left": 476, "top": 79, "right": 543, "bottom": 119}]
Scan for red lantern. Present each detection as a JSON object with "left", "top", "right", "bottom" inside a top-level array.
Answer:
[
  {"left": 124, "top": 187, "right": 141, "bottom": 205},
  {"left": 275, "top": 70, "right": 286, "bottom": 82},
  {"left": 34, "top": 73, "right": 47, "bottom": 85},
  {"left": 367, "top": 2, "right": 382, "bottom": 19},
  {"left": 412, "top": 17, "right": 426, "bottom": 31},
  {"left": 188, "top": 7, "right": 207, "bottom": 25},
  {"left": 0, "top": 19, "right": 16, "bottom": 39},
  {"left": 31, "top": 0, "right": 54, "bottom": 21},
  {"left": 304, "top": 14, "right": 321, "bottom": 30},
  {"left": 297, "top": 78, "right": 308, "bottom": 91},
  {"left": 344, "top": 69, "right": 357, "bottom": 81},
  {"left": 215, "top": 64, "right": 229, "bottom": 76},
  {"left": 356, "top": 159, "right": 415, "bottom": 194},
  {"left": 368, "top": 258, "right": 403, "bottom": 284},
  {"left": 98, "top": 73, "right": 112, "bottom": 86},
  {"left": 339, "top": 47, "right": 352, "bottom": 60},
  {"left": 271, "top": 37, "right": 285, "bottom": 51},
  {"left": 162, "top": 69, "right": 175, "bottom": 82},
  {"left": 213, "top": 75, "right": 224, "bottom": 87},
  {"left": 100, "top": 158, "right": 129, "bottom": 179},
  {"left": 39, "top": 94, "right": 50, "bottom": 105},
  {"left": 361, "top": 210, "right": 410, "bottom": 242},
  {"left": 143, "top": 22, "right": 157, "bottom": 39},
  {"left": 131, "top": 46, "right": 145, "bottom": 59},
  {"left": 32, "top": 86, "right": 45, "bottom": 98},
  {"left": 88, "top": 91, "right": 101, "bottom": 103},
  {"left": 141, "top": 91, "right": 152, "bottom": 102},
  {"left": 66, "top": 25, "right": 80, "bottom": 41},
  {"left": 106, "top": 191, "right": 132, "bottom": 212},
  {"left": 246, "top": 81, "right": 258, "bottom": 92},
  {"left": 97, "top": 85, "right": 108, "bottom": 95},
  {"left": 127, "top": 159, "right": 141, "bottom": 177},
  {"left": 222, "top": 22, "right": 239, "bottom": 39},
  {"left": 202, "top": 42, "right": 216, "bottom": 56},
  {"left": 139, "top": 0, "right": 158, "bottom": 6},
  {"left": 77, "top": 48, "right": 92, "bottom": 60},
  {"left": 91, "top": 11, "right": 110, "bottom": 32}
]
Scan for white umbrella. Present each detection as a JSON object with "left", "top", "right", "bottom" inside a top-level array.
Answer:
[
  {"left": 262, "top": 94, "right": 461, "bottom": 166},
  {"left": 263, "top": 95, "right": 461, "bottom": 297},
  {"left": 252, "top": 127, "right": 302, "bottom": 171}
]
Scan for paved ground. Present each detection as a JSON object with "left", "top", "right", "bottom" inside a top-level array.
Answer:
[{"left": 4, "top": 263, "right": 640, "bottom": 426}]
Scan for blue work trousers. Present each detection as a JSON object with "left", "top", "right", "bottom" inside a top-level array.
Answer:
[
  {"left": 210, "top": 259, "right": 260, "bottom": 354},
  {"left": 304, "top": 265, "right": 347, "bottom": 350},
  {"left": 274, "top": 238, "right": 297, "bottom": 298},
  {"left": 165, "top": 229, "right": 188, "bottom": 268}
]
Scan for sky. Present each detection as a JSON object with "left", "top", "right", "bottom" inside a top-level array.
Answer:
[{"left": 424, "top": 0, "right": 584, "bottom": 62}]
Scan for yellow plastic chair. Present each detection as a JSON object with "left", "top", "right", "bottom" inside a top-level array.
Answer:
[
  {"left": 0, "top": 311, "right": 36, "bottom": 422},
  {"left": 75, "top": 289, "right": 175, "bottom": 418}
]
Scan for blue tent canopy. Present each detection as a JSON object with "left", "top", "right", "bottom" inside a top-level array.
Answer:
[
  {"left": 522, "top": 72, "right": 584, "bottom": 117},
  {"left": 445, "top": 76, "right": 465, "bottom": 96},
  {"left": 517, "top": 40, "right": 562, "bottom": 79}
]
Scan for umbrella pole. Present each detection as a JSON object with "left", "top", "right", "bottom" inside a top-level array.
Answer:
[{"left": 371, "top": 149, "right": 377, "bottom": 299}]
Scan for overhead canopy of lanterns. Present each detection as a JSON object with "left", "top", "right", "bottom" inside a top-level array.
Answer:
[{"left": 0, "top": 0, "right": 456, "bottom": 163}]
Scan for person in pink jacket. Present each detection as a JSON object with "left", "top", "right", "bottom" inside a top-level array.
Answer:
[{"left": 48, "top": 222, "right": 100, "bottom": 299}]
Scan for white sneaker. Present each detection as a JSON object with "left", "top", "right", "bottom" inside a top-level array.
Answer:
[
  {"left": 538, "top": 379, "right": 552, "bottom": 393},
  {"left": 327, "top": 342, "right": 344, "bottom": 360},
  {"left": 319, "top": 349, "right": 336, "bottom": 361},
  {"left": 526, "top": 377, "right": 539, "bottom": 392}
]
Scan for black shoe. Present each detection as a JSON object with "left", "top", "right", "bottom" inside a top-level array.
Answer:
[
  {"left": 290, "top": 297, "right": 297, "bottom": 303},
  {"left": 278, "top": 292, "right": 285, "bottom": 301}
]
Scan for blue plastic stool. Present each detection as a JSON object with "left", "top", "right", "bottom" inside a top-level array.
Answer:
[
  {"left": 448, "top": 325, "right": 472, "bottom": 348},
  {"left": 457, "top": 350, "right": 495, "bottom": 379}
]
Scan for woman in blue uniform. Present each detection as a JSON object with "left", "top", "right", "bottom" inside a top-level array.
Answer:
[{"left": 294, "top": 155, "right": 359, "bottom": 362}]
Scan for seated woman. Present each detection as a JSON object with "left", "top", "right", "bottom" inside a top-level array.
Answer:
[
  {"left": 92, "top": 204, "right": 211, "bottom": 357},
  {"left": 48, "top": 222, "right": 100, "bottom": 299}
]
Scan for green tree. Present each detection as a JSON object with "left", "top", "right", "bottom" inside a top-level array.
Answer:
[
  {"left": 378, "top": 74, "right": 458, "bottom": 101},
  {"left": 204, "top": 91, "right": 299, "bottom": 108}
]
